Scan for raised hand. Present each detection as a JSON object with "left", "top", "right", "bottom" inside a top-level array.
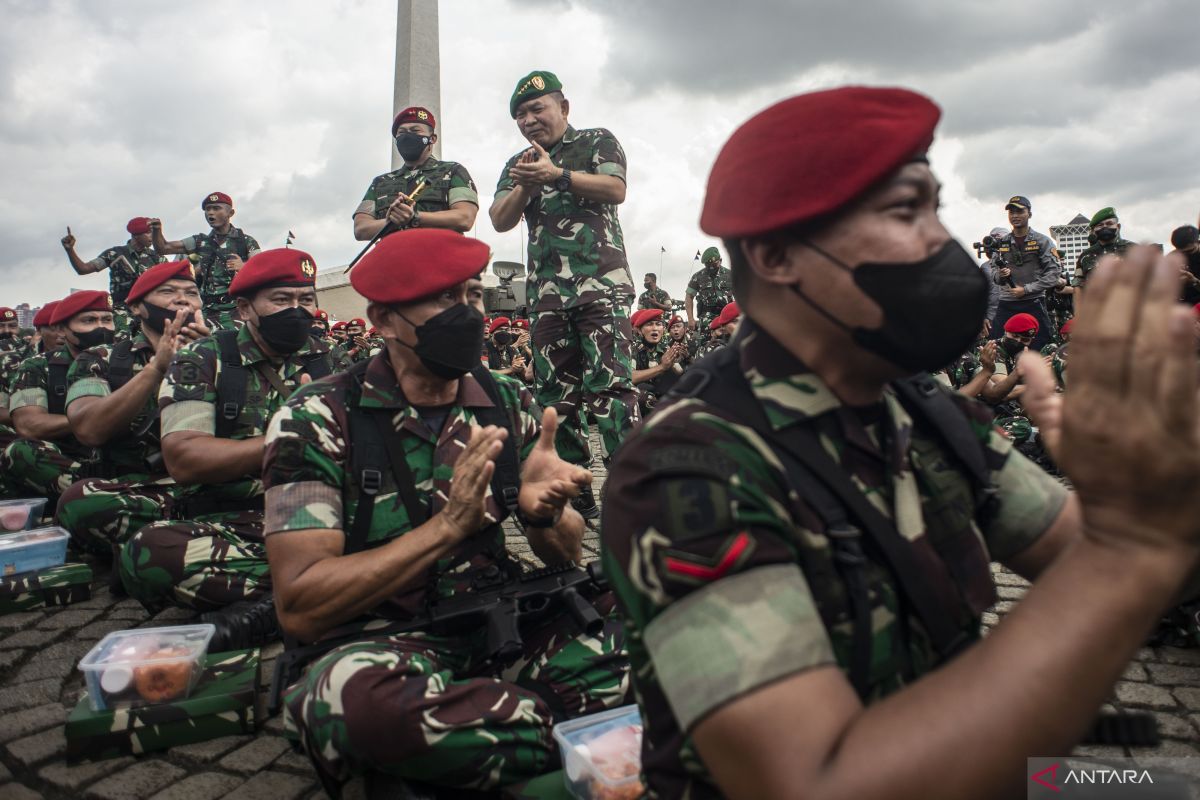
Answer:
[
  {"left": 150, "top": 309, "right": 189, "bottom": 373},
  {"left": 61, "top": 227, "right": 76, "bottom": 250},
  {"left": 518, "top": 407, "right": 592, "bottom": 522},
  {"left": 443, "top": 425, "right": 507, "bottom": 542}
]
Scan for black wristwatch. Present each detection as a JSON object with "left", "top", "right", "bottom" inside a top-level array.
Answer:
[
  {"left": 553, "top": 167, "right": 572, "bottom": 193},
  {"left": 409, "top": 209, "right": 421, "bottom": 228}
]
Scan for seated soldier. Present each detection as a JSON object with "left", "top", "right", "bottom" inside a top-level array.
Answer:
[
  {"left": 3, "top": 291, "right": 114, "bottom": 501},
  {"left": 666, "top": 314, "right": 698, "bottom": 366},
  {"left": 56, "top": 261, "right": 210, "bottom": 556},
  {"left": 0, "top": 306, "right": 30, "bottom": 447},
  {"left": 485, "top": 316, "right": 528, "bottom": 378},
  {"left": 118, "top": 250, "right": 333, "bottom": 648},
  {"left": 262, "top": 229, "right": 629, "bottom": 795},
  {"left": 631, "top": 309, "right": 688, "bottom": 416},
  {"left": 697, "top": 300, "right": 740, "bottom": 356}
]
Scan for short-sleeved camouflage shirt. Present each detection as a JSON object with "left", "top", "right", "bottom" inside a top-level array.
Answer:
[
  {"left": 354, "top": 157, "right": 479, "bottom": 220},
  {"left": 1073, "top": 238, "right": 1134, "bottom": 287},
  {"left": 686, "top": 265, "right": 734, "bottom": 317},
  {"left": 262, "top": 355, "right": 541, "bottom": 623},
  {"left": 638, "top": 287, "right": 672, "bottom": 310},
  {"left": 9, "top": 347, "right": 89, "bottom": 456},
  {"left": 634, "top": 339, "right": 681, "bottom": 401},
  {"left": 601, "top": 319, "right": 1068, "bottom": 798},
  {"left": 66, "top": 332, "right": 160, "bottom": 472},
  {"left": 495, "top": 126, "right": 634, "bottom": 312},
  {"left": 181, "top": 227, "right": 262, "bottom": 306},
  {"left": 87, "top": 241, "right": 165, "bottom": 307}
]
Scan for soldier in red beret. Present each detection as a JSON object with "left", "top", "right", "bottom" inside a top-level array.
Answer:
[
  {"left": 61, "top": 218, "right": 166, "bottom": 331},
  {"left": 117, "top": 249, "right": 334, "bottom": 645},
  {"left": 352, "top": 105, "right": 479, "bottom": 241},
  {"left": 260, "top": 228, "right": 627, "bottom": 794},
  {"left": 484, "top": 315, "right": 527, "bottom": 378},
  {"left": 601, "top": 87, "right": 1200, "bottom": 799},
  {"left": 631, "top": 308, "right": 688, "bottom": 417},
  {"left": 148, "top": 192, "right": 262, "bottom": 330},
  {"left": 56, "top": 261, "right": 210, "bottom": 557},
  {"left": 697, "top": 300, "right": 741, "bottom": 357}
]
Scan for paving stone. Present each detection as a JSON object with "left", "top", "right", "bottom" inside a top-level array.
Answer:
[
  {"left": 980, "top": 612, "right": 1000, "bottom": 627},
  {"left": 1072, "top": 744, "right": 1128, "bottom": 758},
  {"left": 12, "top": 652, "right": 78, "bottom": 683},
  {"left": 72, "top": 591, "right": 117, "bottom": 609},
  {"left": 263, "top": 714, "right": 289, "bottom": 735},
  {"left": 1131, "top": 740, "right": 1200, "bottom": 756},
  {"left": 0, "top": 611, "right": 47, "bottom": 631},
  {"left": 1157, "top": 647, "right": 1200, "bottom": 666},
  {"left": 1148, "top": 663, "right": 1200, "bottom": 686},
  {"left": 991, "top": 600, "right": 1017, "bottom": 614},
  {"left": 2, "top": 784, "right": 45, "bottom": 800},
  {"left": 147, "top": 772, "right": 245, "bottom": 800},
  {"left": 0, "top": 679, "right": 61, "bottom": 712},
  {"left": 0, "top": 760, "right": 10, "bottom": 781},
  {"left": 39, "top": 638, "right": 102, "bottom": 663},
  {"left": 170, "top": 733, "right": 253, "bottom": 762},
  {"left": 6, "top": 724, "right": 67, "bottom": 766},
  {"left": 36, "top": 607, "right": 106, "bottom": 630},
  {"left": 1172, "top": 688, "right": 1200, "bottom": 711},
  {"left": 0, "top": 628, "right": 58, "bottom": 650},
  {"left": 1154, "top": 712, "right": 1197, "bottom": 740},
  {"left": 1122, "top": 662, "right": 1148, "bottom": 682},
  {"left": 148, "top": 607, "right": 196, "bottom": 625},
  {"left": 107, "top": 607, "right": 149, "bottom": 620},
  {"left": 992, "top": 571, "right": 1030, "bottom": 588},
  {"left": 84, "top": 760, "right": 188, "bottom": 800},
  {"left": 995, "top": 585, "right": 1025, "bottom": 601},
  {"left": 272, "top": 749, "right": 315, "bottom": 774},
  {"left": 1136, "top": 648, "right": 1159, "bottom": 663},
  {"left": 218, "top": 735, "right": 293, "bottom": 774},
  {"left": 38, "top": 757, "right": 135, "bottom": 792},
  {"left": 111, "top": 598, "right": 144, "bottom": 612},
  {"left": 1116, "top": 682, "right": 1177, "bottom": 708},
  {"left": 0, "top": 649, "right": 27, "bottom": 670},
  {"left": 222, "top": 770, "right": 314, "bottom": 800},
  {"left": 77, "top": 620, "right": 137, "bottom": 640},
  {"left": 0, "top": 702, "right": 67, "bottom": 743}
]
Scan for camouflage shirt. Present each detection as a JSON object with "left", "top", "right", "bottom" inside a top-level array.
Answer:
[
  {"left": 159, "top": 326, "right": 330, "bottom": 501},
  {"left": 354, "top": 157, "right": 479, "bottom": 220},
  {"left": 181, "top": 227, "right": 262, "bottom": 306},
  {"left": 495, "top": 125, "right": 633, "bottom": 312},
  {"left": 0, "top": 338, "right": 33, "bottom": 404},
  {"left": 486, "top": 339, "right": 524, "bottom": 371},
  {"left": 635, "top": 339, "right": 681, "bottom": 400},
  {"left": 65, "top": 331, "right": 161, "bottom": 472},
  {"left": 262, "top": 355, "right": 541, "bottom": 624},
  {"left": 9, "top": 347, "right": 88, "bottom": 455},
  {"left": 686, "top": 266, "right": 734, "bottom": 317},
  {"left": 601, "top": 319, "right": 1067, "bottom": 798},
  {"left": 638, "top": 287, "right": 672, "bottom": 310},
  {"left": 1073, "top": 238, "right": 1135, "bottom": 287},
  {"left": 86, "top": 241, "right": 165, "bottom": 307}
]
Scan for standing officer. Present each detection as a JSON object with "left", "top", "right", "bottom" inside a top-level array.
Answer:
[
  {"left": 353, "top": 106, "right": 478, "bottom": 240},
  {"left": 118, "top": 250, "right": 332, "bottom": 649},
  {"left": 631, "top": 308, "right": 687, "bottom": 417},
  {"left": 638, "top": 272, "right": 673, "bottom": 311},
  {"left": 150, "top": 192, "right": 262, "bottom": 330},
  {"left": 262, "top": 229, "right": 628, "bottom": 795},
  {"left": 601, "top": 86, "right": 1200, "bottom": 799},
  {"left": 988, "top": 196, "right": 1060, "bottom": 352},
  {"left": 686, "top": 247, "right": 734, "bottom": 335},
  {"left": 1073, "top": 206, "right": 1135, "bottom": 288},
  {"left": 56, "top": 261, "right": 208, "bottom": 555},
  {"left": 489, "top": 70, "right": 639, "bottom": 515},
  {"left": 61, "top": 217, "right": 165, "bottom": 332}
]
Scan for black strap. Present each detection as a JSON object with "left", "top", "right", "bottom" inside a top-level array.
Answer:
[
  {"left": 107, "top": 339, "right": 136, "bottom": 391},
  {"left": 891, "top": 375, "right": 991, "bottom": 492},
  {"left": 214, "top": 329, "right": 248, "bottom": 439},
  {"left": 302, "top": 350, "right": 332, "bottom": 381},
  {"left": 47, "top": 360, "right": 70, "bottom": 416},
  {"left": 469, "top": 366, "right": 522, "bottom": 519}
]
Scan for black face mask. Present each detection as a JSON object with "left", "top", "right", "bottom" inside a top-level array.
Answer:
[
  {"left": 493, "top": 331, "right": 517, "bottom": 347},
  {"left": 74, "top": 327, "right": 115, "bottom": 350},
  {"left": 1096, "top": 227, "right": 1118, "bottom": 243},
  {"left": 141, "top": 302, "right": 183, "bottom": 335},
  {"left": 0, "top": 332, "right": 13, "bottom": 342},
  {"left": 1187, "top": 251, "right": 1200, "bottom": 271},
  {"left": 792, "top": 239, "right": 989, "bottom": 374},
  {"left": 394, "top": 132, "right": 432, "bottom": 163},
  {"left": 1001, "top": 337, "right": 1028, "bottom": 357},
  {"left": 395, "top": 303, "right": 484, "bottom": 380},
  {"left": 255, "top": 307, "right": 313, "bottom": 354}
]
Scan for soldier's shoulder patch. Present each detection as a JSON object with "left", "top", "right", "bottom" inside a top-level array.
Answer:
[
  {"left": 662, "top": 531, "right": 755, "bottom": 585},
  {"left": 660, "top": 477, "right": 733, "bottom": 543}
]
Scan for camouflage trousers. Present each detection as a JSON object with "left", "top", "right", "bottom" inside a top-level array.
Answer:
[
  {"left": 56, "top": 474, "right": 182, "bottom": 556},
  {"left": 532, "top": 297, "right": 639, "bottom": 467},
  {"left": 284, "top": 591, "right": 630, "bottom": 794},
  {"left": 118, "top": 509, "right": 269, "bottom": 612},
  {"left": 0, "top": 437, "right": 84, "bottom": 500}
]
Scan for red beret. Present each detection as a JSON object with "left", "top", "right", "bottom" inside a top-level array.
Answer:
[
  {"left": 125, "top": 260, "right": 197, "bottom": 306},
  {"left": 126, "top": 217, "right": 151, "bottom": 235},
  {"left": 348, "top": 318, "right": 366, "bottom": 328},
  {"left": 701, "top": 87, "right": 941, "bottom": 238},
  {"left": 512, "top": 318, "right": 530, "bottom": 330},
  {"left": 1059, "top": 318, "right": 1074, "bottom": 336},
  {"left": 32, "top": 301, "right": 60, "bottom": 328},
  {"left": 201, "top": 191, "right": 233, "bottom": 209},
  {"left": 331, "top": 321, "right": 347, "bottom": 331},
  {"left": 228, "top": 249, "right": 317, "bottom": 298},
  {"left": 1193, "top": 303, "right": 1200, "bottom": 319},
  {"left": 314, "top": 309, "right": 329, "bottom": 322},
  {"left": 392, "top": 106, "right": 436, "bottom": 135},
  {"left": 351, "top": 229, "right": 491, "bottom": 305},
  {"left": 631, "top": 309, "right": 664, "bottom": 329},
  {"left": 0, "top": 307, "right": 15, "bottom": 322},
  {"left": 488, "top": 316, "right": 511, "bottom": 335},
  {"left": 51, "top": 290, "right": 112, "bottom": 326},
  {"left": 710, "top": 301, "right": 741, "bottom": 330},
  {"left": 1003, "top": 312, "right": 1039, "bottom": 334},
  {"left": 668, "top": 315, "right": 685, "bottom": 327}
]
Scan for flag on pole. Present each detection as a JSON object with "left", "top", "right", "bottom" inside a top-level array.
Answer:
[
  {"left": 694, "top": 250, "right": 701, "bottom": 260},
  {"left": 285, "top": 231, "right": 296, "bottom": 247},
  {"left": 661, "top": 246, "right": 666, "bottom": 253}
]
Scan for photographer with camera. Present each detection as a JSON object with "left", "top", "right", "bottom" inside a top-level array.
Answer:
[{"left": 986, "top": 195, "right": 1060, "bottom": 351}]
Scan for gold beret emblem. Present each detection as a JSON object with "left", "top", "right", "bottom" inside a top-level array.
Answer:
[
  {"left": 417, "top": 110, "right": 428, "bottom": 120},
  {"left": 209, "top": 193, "right": 220, "bottom": 202},
  {"left": 301, "top": 259, "right": 315, "bottom": 277},
  {"left": 531, "top": 75, "right": 545, "bottom": 91},
  {"left": 2, "top": 311, "right": 12, "bottom": 319},
  {"left": 104, "top": 294, "right": 113, "bottom": 310},
  {"left": 186, "top": 265, "right": 196, "bottom": 280}
]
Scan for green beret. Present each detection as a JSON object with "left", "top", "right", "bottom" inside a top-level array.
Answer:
[
  {"left": 1090, "top": 207, "right": 1118, "bottom": 227},
  {"left": 510, "top": 70, "right": 563, "bottom": 118},
  {"left": 702, "top": 246, "right": 721, "bottom": 264}
]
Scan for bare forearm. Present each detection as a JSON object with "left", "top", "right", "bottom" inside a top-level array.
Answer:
[
  {"left": 686, "top": 297, "right": 695, "bottom": 323},
  {"left": 957, "top": 367, "right": 995, "bottom": 399},
  {"left": 490, "top": 188, "right": 531, "bottom": 232},
  {"left": 566, "top": 172, "right": 625, "bottom": 204},
  {"left": 981, "top": 370, "right": 1020, "bottom": 403},
  {"left": 64, "top": 247, "right": 96, "bottom": 275},
  {"left": 68, "top": 367, "right": 164, "bottom": 447},
  {"left": 418, "top": 204, "right": 478, "bottom": 233},
  {"left": 352, "top": 214, "right": 388, "bottom": 241},
  {"left": 165, "top": 436, "right": 265, "bottom": 484},
  {"left": 152, "top": 232, "right": 185, "bottom": 255},
  {"left": 633, "top": 364, "right": 667, "bottom": 384},
  {"left": 13, "top": 409, "right": 72, "bottom": 440},
  {"left": 526, "top": 509, "right": 584, "bottom": 564}
]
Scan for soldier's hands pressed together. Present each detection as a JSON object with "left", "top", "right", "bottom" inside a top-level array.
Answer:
[{"left": 442, "top": 424, "right": 507, "bottom": 542}]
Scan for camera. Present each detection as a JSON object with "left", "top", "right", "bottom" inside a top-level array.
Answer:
[{"left": 972, "top": 233, "right": 1008, "bottom": 260}]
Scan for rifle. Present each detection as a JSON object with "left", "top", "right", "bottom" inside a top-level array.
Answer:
[{"left": 344, "top": 179, "right": 429, "bottom": 273}]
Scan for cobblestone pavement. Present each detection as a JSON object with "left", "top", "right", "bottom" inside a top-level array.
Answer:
[{"left": 2, "top": 448, "right": 1198, "bottom": 797}]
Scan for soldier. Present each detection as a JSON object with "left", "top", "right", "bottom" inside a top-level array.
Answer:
[
  {"left": 56, "top": 261, "right": 209, "bottom": 556},
  {"left": 489, "top": 70, "right": 639, "bottom": 518},
  {"left": 637, "top": 272, "right": 673, "bottom": 311},
  {"left": 329, "top": 320, "right": 348, "bottom": 344},
  {"left": 485, "top": 316, "right": 528, "bottom": 377},
  {"left": 150, "top": 192, "right": 262, "bottom": 330},
  {"left": 118, "top": 249, "right": 333, "bottom": 649},
  {"left": 988, "top": 313, "right": 1040, "bottom": 449},
  {"left": 3, "top": 291, "right": 114, "bottom": 500},
  {"left": 61, "top": 217, "right": 165, "bottom": 332},
  {"left": 987, "top": 196, "right": 1060, "bottom": 352},
  {"left": 352, "top": 106, "right": 479, "bottom": 240},
  {"left": 666, "top": 314, "right": 698, "bottom": 366},
  {"left": 1073, "top": 206, "right": 1135, "bottom": 289},
  {"left": 1169, "top": 224, "right": 1200, "bottom": 305},
  {"left": 697, "top": 300, "right": 740, "bottom": 356},
  {"left": 686, "top": 247, "right": 734, "bottom": 337},
  {"left": 262, "top": 229, "right": 628, "bottom": 795},
  {"left": 631, "top": 309, "right": 687, "bottom": 417},
  {"left": 0, "top": 307, "right": 30, "bottom": 435},
  {"left": 311, "top": 309, "right": 332, "bottom": 341},
  {"left": 598, "top": 87, "right": 1200, "bottom": 798}
]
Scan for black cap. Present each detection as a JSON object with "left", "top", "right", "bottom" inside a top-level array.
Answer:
[{"left": 1005, "top": 195, "right": 1032, "bottom": 212}]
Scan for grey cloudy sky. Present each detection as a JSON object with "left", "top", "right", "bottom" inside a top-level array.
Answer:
[{"left": 1, "top": 0, "right": 1197, "bottom": 309}]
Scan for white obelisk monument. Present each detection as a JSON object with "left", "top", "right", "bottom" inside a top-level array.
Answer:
[{"left": 392, "top": 0, "right": 442, "bottom": 169}]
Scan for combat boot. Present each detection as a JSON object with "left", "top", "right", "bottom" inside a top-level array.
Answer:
[
  {"left": 572, "top": 485, "right": 600, "bottom": 520},
  {"left": 201, "top": 592, "right": 280, "bottom": 652}
]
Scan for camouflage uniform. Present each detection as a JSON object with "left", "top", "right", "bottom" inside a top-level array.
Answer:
[
  {"left": 637, "top": 286, "right": 672, "bottom": 311},
  {"left": 0, "top": 337, "right": 33, "bottom": 461},
  {"left": 686, "top": 264, "right": 733, "bottom": 337},
  {"left": 55, "top": 332, "right": 182, "bottom": 555},
  {"left": 87, "top": 242, "right": 165, "bottom": 331},
  {"left": 495, "top": 125, "right": 639, "bottom": 466},
  {"left": 696, "top": 335, "right": 728, "bottom": 358},
  {"left": 1072, "top": 238, "right": 1135, "bottom": 288},
  {"left": 262, "top": 354, "right": 629, "bottom": 792},
  {"left": 2, "top": 347, "right": 88, "bottom": 499},
  {"left": 181, "top": 228, "right": 262, "bottom": 330},
  {"left": 354, "top": 157, "right": 478, "bottom": 222},
  {"left": 118, "top": 327, "right": 329, "bottom": 612},
  {"left": 600, "top": 319, "right": 1068, "bottom": 798},
  {"left": 634, "top": 338, "right": 682, "bottom": 417}
]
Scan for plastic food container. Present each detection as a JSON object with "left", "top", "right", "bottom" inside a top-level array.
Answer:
[
  {"left": 0, "top": 498, "right": 47, "bottom": 532},
  {"left": 553, "top": 705, "right": 644, "bottom": 800},
  {"left": 78, "top": 624, "right": 215, "bottom": 711},
  {"left": 0, "top": 525, "right": 69, "bottom": 576}
]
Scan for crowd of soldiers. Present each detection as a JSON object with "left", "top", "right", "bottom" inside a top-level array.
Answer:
[{"left": 4, "top": 73, "right": 1200, "bottom": 800}]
